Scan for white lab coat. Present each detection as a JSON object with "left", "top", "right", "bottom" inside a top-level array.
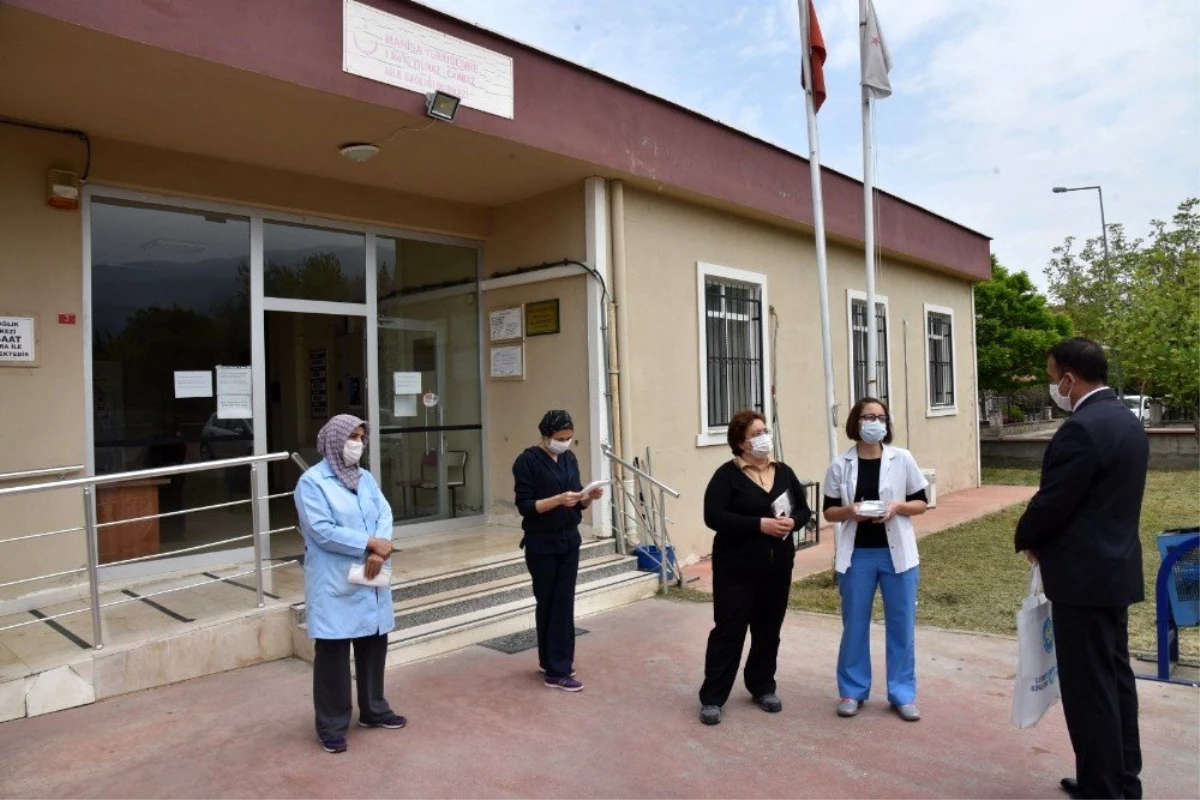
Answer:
[{"left": 823, "top": 444, "right": 929, "bottom": 575}]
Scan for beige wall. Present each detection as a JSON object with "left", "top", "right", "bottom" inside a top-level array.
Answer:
[
  {"left": 619, "top": 186, "right": 979, "bottom": 560},
  {"left": 481, "top": 184, "right": 591, "bottom": 519},
  {"left": 0, "top": 127, "right": 89, "bottom": 595}
]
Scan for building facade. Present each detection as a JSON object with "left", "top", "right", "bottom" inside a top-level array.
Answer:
[{"left": 0, "top": 0, "right": 990, "bottom": 603}]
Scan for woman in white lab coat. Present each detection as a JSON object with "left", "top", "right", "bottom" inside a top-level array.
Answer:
[{"left": 822, "top": 397, "right": 929, "bottom": 722}]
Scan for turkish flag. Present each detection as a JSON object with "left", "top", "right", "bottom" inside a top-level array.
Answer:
[{"left": 807, "top": 1, "right": 828, "bottom": 112}]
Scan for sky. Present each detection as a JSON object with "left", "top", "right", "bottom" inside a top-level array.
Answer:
[{"left": 418, "top": 0, "right": 1200, "bottom": 292}]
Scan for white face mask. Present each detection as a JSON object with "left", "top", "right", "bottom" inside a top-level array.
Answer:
[
  {"left": 748, "top": 433, "right": 772, "bottom": 458},
  {"left": 342, "top": 439, "right": 364, "bottom": 465},
  {"left": 1049, "top": 375, "right": 1074, "bottom": 413},
  {"left": 547, "top": 437, "right": 572, "bottom": 455},
  {"left": 860, "top": 420, "right": 888, "bottom": 444}
]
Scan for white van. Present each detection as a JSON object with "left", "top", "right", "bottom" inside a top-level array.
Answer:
[{"left": 1122, "top": 395, "right": 1153, "bottom": 426}]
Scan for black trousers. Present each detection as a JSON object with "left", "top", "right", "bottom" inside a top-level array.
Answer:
[
  {"left": 699, "top": 554, "right": 792, "bottom": 707},
  {"left": 1053, "top": 604, "right": 1143, "bottom": 799},
  {"left": 313, "top": 633, "right": 393, "bottom": 740},
  {"left": 525, "top": 546, "right": 580, "bottom": 679}
]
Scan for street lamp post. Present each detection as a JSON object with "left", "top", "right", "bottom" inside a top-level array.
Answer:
[
  {"left": 1052, "top": 184, "right": 1110, "bottom": 262},
  {"left": 1051, "top": 183, "right": 1120, "bottom": 394}
]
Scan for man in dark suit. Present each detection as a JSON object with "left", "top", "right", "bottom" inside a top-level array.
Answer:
[{"left": 1015, "top": 337, "right": 1149, "bottom": 799}]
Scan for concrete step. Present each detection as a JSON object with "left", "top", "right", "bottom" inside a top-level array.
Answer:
[
  {"left": 389, "top": 538, "right": 617, "bottom": 604},
  {"left": 292, "top": 567, "right": 660, "bottom": 666},
  {"left": 292, "top": 538, "right": 619, "bottom": 627},
  {"left": 382, "top": 570, "right": 659, "bottom": 668},
  {"left": 392, "top": 555, "right": 637, "bottom": 630}
]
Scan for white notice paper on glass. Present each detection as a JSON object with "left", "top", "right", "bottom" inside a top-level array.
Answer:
[
  {"left": 216, "top": 365, "right": 252, "bottom": 395},
  {"left": 173, "top": 371, "right": 213, "bottom": 399},
  {"left": 393, "top": 371, "right": 422, "bottom": 395},
  {"left": 218, "top": 395, "right": 253, "bottom": 419},
  {"left": 393, "top": 395, "right": 418, "bottom": 418}
]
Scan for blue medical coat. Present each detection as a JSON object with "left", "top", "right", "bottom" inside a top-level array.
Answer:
[{"left": 294, "top": 459, "right": 395, "bottom": 640}]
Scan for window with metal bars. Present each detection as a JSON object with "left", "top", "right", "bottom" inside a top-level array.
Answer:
[
  {"left": 704, "top": 278, "right": 764, "bottom": 428},
  {"left": 927, "top": 310, "right": 955, "bottom": 408},
  {"left": 851, "top": 298, "right": 889, "bottom": 404}
]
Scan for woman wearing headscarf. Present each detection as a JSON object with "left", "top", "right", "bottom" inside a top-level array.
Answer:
[
  {"left": 512, "top": 409, "right": 605, "bottom": 692},
  {"left": 698, "top": 409, "right": 812, "bottom": 726},
  {"left": 295, "top": 413, "right": 405, "bottom": 754}
]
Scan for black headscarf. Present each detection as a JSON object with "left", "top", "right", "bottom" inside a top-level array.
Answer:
[{"left": 538, "top": 409, "right": 574, "bottom": 437}]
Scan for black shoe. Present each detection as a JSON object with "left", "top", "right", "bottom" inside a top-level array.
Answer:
[
  {"left": 753, "top": 693, "right": 783, "bottom": 713},
  {"left": 1060, "top": 778, "right": 1081, "bottom": 799},
  {"left": 699, "top": 704, "right": 722, "bottom": 725}
]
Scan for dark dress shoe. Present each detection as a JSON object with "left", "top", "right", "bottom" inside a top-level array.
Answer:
[{"left": 1060, "top": 777, "right": 1079, "bottom": 794}]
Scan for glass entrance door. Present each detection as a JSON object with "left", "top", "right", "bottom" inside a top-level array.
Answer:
[
  {"left": 376, "top": 237, "right": 483, "bottom": 528},
  {"left": 264, "top": 311, "right": 367, "bottom": 558}
]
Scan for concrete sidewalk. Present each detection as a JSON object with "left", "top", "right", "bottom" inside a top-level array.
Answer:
[
  {"left": 1, "top": 599, "right": 1195, "bottom": 799},
  {"left": 683, "top": 485, "right": 1038, "bottom": 593}
]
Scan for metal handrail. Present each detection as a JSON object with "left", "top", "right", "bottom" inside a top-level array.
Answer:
[
  {"left": 0, "top": 451, "right": 292, "bottom": 650},
  {"left": 0, "top": 452, "right": 290, "bottom": 498},
  {"left": 601, "top": 445, "right": 680, "bottom": 498},
  {"left": 602, "top": 445, "right": 681, "bottom": 594},
  {"left": 0, "top": 465, "right": 84, "bottom": 483}
]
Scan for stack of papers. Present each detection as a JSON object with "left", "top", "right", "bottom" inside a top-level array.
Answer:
[{"left": 347, "top": 564, "right": 392, "bottom": 588}]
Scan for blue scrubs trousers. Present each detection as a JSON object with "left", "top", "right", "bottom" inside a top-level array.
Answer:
[{"left": 837, "top": 547, "right": 919, "bottom": 706}]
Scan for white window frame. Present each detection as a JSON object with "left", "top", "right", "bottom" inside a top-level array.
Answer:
[
  {"left": 845, "top": 289, "right": 893, "bottom": 405},
  {"left": 695, "top": 262, "right": 771, "bottom": 447},
  {"left": 923, "top": 303, "right": 958, "bottom": 417}
]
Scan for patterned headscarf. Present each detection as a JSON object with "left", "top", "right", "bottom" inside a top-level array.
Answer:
[
  {"left": 538, "top": 409, "right": 574, "bottom": 437},
  {"left": 316, "top": 413, "right": 369, "bottom": 491}
]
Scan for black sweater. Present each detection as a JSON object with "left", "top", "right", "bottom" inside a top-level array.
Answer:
[
  {"left": 513, "top": 446, "right": 584, "bottom": 553},
  {"left": 703, "top": 459, "right": 813, "bottom": 566}
]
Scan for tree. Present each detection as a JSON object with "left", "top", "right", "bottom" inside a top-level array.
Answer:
[
  {"left": 1046, "top": 198, "right": 1200, "bottom": 418},
  {"left": 1117, "top": 200, "right": 1200, "bottom": 413},
  {"left": 975, "top": 255, "right": 1073, "bottom": 395}
]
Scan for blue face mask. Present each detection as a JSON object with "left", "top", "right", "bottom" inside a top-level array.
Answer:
[{"left": 860, "top": 420, "right": 887, "bottom": 444}]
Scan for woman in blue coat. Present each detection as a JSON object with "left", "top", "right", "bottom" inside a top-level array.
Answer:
[{"left": 295, "top": 414, "right": 405, "bottom": 754}]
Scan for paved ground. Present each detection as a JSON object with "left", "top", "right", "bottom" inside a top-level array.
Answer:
[
  {"left": 682, "top": 485, "right": 1039, "bottom": 593},
  {"left": 1, "top": 599, "right": 1195, "bottom": 799}
]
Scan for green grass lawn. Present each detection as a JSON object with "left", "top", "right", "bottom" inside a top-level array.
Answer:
[{"left": 781, "top": 468, "right": 1200, "bottom": 661}]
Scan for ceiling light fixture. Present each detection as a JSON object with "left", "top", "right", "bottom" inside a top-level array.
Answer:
[
  {"left": 425, "top": 90, "right": 461, "bottom": 122},
  {"left": 338, "top": 143, "right": 380, "bottom": 163}
]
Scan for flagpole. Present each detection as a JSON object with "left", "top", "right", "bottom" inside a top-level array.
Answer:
[
  {"left": 798, "top": 0, "right": 839, "bottom": 463},
  {"left": 860, "top": 0, "right": 879, "bottom": 399}
]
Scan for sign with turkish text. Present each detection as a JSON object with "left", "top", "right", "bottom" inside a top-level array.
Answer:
[
  {"left": 0, "top": 316, "right": 35, "bottom": 364},
  {"left": 343, "top": 0, "right": 514, "bottom": 119}
]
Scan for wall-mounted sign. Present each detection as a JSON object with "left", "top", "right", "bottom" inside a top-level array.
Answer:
[
  {"left": 524, "top": 299, "right": 560, "bottom": 336},
  {"left": 343, "top": 0, "right": 515, "bottom": 120},
  {"left": 489, "top": 306, "right": 523, "bottom": 342},
  {"left": 0, "top": 315, "right": 36, "bottom": 365},
  {"left": 489, "top": 344, "right": 524, "bottom": 380}
]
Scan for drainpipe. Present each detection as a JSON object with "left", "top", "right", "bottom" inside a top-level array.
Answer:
[{"left": 610, "top": 181, "right": 636, "bottom": 546}]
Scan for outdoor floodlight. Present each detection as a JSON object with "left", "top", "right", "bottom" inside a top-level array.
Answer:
[{"left": 425, "top": 90, "right": 461, "bottom": 122}]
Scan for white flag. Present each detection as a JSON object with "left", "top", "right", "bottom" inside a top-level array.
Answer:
[{"left": 861, "top": 0, "right": 893, "bottom": 99}]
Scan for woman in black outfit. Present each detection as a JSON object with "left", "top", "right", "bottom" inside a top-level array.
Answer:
[
  {"left": 512, "top": 410, "right": 605, "bottom": 692},
  {"left": 698, "top": 409, "right": 812, "bottom": 725}
]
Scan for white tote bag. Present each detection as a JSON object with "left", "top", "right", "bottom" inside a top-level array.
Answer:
[{"left": 1011, "top": 565, "right": 1061, "bottom": 728}]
